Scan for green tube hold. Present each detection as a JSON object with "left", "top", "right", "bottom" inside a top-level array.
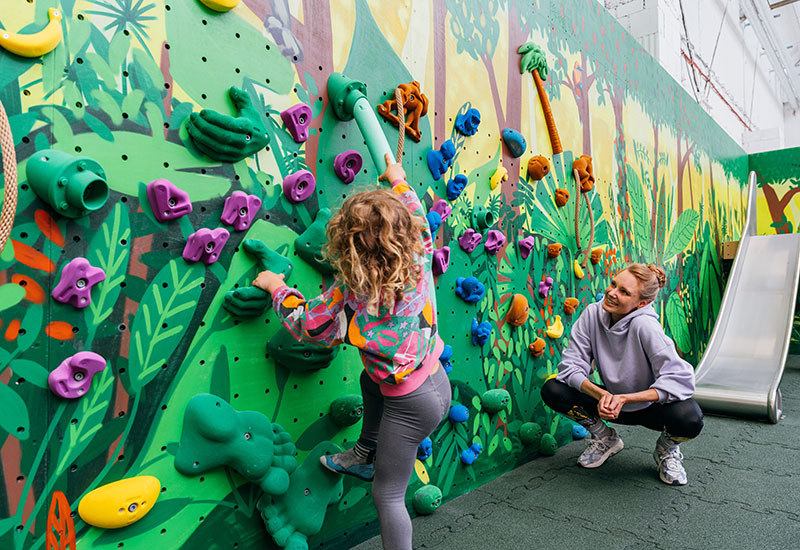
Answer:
[
  {"left": 472, "top": 206, "right": 495, "bottom": 231},
  {"left": 26, "top": 149, "right": 109, "bottom": 218}
]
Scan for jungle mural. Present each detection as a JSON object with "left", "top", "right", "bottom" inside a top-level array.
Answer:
[{"left": 0, "top": 0, "right": 749, "bottom": 548}]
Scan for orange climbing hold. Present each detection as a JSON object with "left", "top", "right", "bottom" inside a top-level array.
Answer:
[
  {"left": 547, "top": 243, "right": 562, "bottom": 258},
  {"left": 572, "top": 155, "right": 595, "bottom": 192},
  {"left": 563, "top": 297, "right": 579, "bottom": 315},
  {"left": 527, "top": 155, "right": 550, "bottom": 181},
  {"left": 554, "top": 188, "right": 569, "bottom": 207}
]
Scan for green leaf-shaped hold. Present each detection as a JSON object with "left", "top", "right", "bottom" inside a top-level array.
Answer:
[
  {"left": 294, "top": 208, "right": 335, "bottom": 274},
  {"left": 518, "top": 42, "right": 549, "bottom": 80},
  {"left": 258, "top": 441, "right": 344, "bottom": 550},
  {"left": 174, "top": 394, "right": 297, "bottom": 496},
  {"left": 186, "top": 87, "right": 270, "bottom": 163},
  {"left": 268, "top": 325, "right": 339, "bottom": 373}
]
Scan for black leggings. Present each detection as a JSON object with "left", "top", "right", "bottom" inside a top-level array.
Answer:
[{"left": 541, "top": 379, "right": 704, "bottom": 439}]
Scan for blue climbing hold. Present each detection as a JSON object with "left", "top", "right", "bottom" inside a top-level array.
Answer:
[
  {"left": 417, "top": 437, "right": 433, "bottom": 460},
  {"left": 596, "top": 292, "right": 605, "bottom": 302},
  {"left": 460, "top": 442, "right": 483, "bottom": 465},
  {"left": 456, "top": 276, "right": 485, "bottom": 303},
  {"left": 572, "top": 424, "right": 589, "bottom": 439},
  {"left": 471, "top": 319, "right": 492, "bottom": 346},
  {"left": 427, "top": 140, "right": 456, "bottom": 180},
  {"left": 501, "top": 128, "right": 527, "bottom": 158},
  {"left": 439, "top": 344, "right": 453, "bottom": 374},
  {"left": 455, "top": 108, "right": 481, "bottom": 136},
  {"left": 449, "top": 404, "right": 469, "bottom": 423},
  {"left": 426, "top": 211, "right": 442, "bottom": 236},
  {"left": 446, "top": 174, "right": 468, "bottom": 201}
]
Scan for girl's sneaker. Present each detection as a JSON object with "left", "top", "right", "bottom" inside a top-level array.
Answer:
[
  {"left": 654, "top": 435, "right": 688, "bottom": 485},
  {"left": 320, "top": 448, "right": 375, "bottom": 482},
  {"left": 577, "top": 428, "right": 624, "bottom": 468}
]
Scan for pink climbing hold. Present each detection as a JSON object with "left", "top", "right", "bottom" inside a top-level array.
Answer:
[
  {"left": 282, "top": 170, "right": 316, "bottom": 203},
  {"left": 484, "top": 230, "right": 506, "bottom": 255},
  {"left": 430, "top": 200, "right": 452, "bottom": 221},
  {"left": 519, "top": 236, "right": 535, "bottom": 259},
  {"left": 52, "top": 258, "right": 106, "bottom": 309},
  {"left": 539, "top": 276, "right": 554, "bottom": 298},
  {"left": 48, "top": 351, "right": 107, "bottom": 399},
  {"left": 433, "top": 246, "right": 450, "bottom": 275},
  {"left": 146, "top": 179, "right": 192, "bottom": 223},
  {"left": 280, "top": 103, "right": 313, "bottom": 143},
  {"left": 221, "top": 191, "right": 262, "bottom": 231},
  {"left": 334, "top": 150, "right": 363, "bottom": 184},
  {"left": 183, "top": 228, "right": 230, "bottom": 264},
  {"left": 458, "top": 229, "right": 483, "bottom": 253}
]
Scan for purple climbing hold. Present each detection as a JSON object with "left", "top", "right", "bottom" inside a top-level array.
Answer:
[
  {"left": 183, "top": 228, "right": 230, "bottom": 265},
  {"left": 458, "top": 229, "right": 483, "bottom": 253},
  {"left": 432, "top": 246, "right": 450, "bottom": 276},
  {"left": 471, "top": 318, "right": 492, "bottom": 346},
  {"left": 455, "top": 108, "right": 481, "bottom": 136},
  {"left": 221, "top": 191, "right": 262, "bottom": 231},
  {"left": 282, "top": 170, "right": 316, "bottom": 203},
  {"left": 461, "top": 442, "right": 483, "bottom": 465},
  {"left": 280, "top": 103, "right": 312, "bottom": 143},
  {"left": 426, "top": 211, "right": 442, "bottom": 235},
  {"left": 333, "top": 150, "right": 363, "bottom": 184},
  {"left": 430, "top": 200, "right": 452, "bottom": 221},
  {"left": 447, "top": 174, "right": 467, "bottom": 200},
  {"left": 456, "top": 276, "right": 485, "bottom": 303},
  {"left": 484, "top": 230, "right": 507, "bottom": 255},
  {"left": 519, "top": 235, "right": 535, "bottom": 259},
  {"left": 501, "top": 128, "right": 527, "bottom": 158},
  {"left": 52, "top": 258, "right": 106, "bottom": 309},
  {"left": 538, "top": 276, "right": 554, "bottom": 298},
  {"left": 48, "top": 351, "right": 107, "bottom": 399},
  {"left": 146, "top": 179, "right": 192, "bottom": 223},
  {"left": 427, "top": 140, "right": 455, "bottom": 180}
]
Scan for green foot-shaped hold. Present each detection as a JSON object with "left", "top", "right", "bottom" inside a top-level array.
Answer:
[
  {"left": 294, "top": 208, "right": 335, "bottom": 274},
  {"left": 267, "top": 325, "right": 339, "bottom": 372},
  {"left": 186, "top": 87, "right": 270, "bottom": 162},
  {"left": 174, "top": 394, "right": 297, "bottom": 495},
  {"left": 223, "top": 239, "right": 293, "bottom": 317},
  {"left": 329, "top": 394, "right": 363, "bottom": 427},
  {"left": 258, "top": 441, "right": 344, "bottom": 550}
]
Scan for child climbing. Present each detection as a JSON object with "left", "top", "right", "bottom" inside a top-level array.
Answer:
[
  {"left": 540, "top": 264, "right": 703, "bottom": 485},
  {"left": 253, "top": 153, "right": 451, "bottom": 550}
]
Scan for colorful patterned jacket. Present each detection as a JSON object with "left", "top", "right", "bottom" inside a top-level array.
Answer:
[{"left": 272, "top": 178, "right": 443, "bottom": 396}]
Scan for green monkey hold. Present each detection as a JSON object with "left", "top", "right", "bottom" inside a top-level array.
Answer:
[
  {"left": 329, "top": 394, "right": 364, "bottom": 427},
  {"left": 268, "top": 325, "right": 339, "bottom": 372},
  {"left": 519, "top": 422, "right": 543, "bottom": 446},
  {"left": 481, "top": 389, "right": 510, "bottom": 414},
  {"left": 174, "top": 394, "right": 297, "bottom": 496},
  {"left": 295, "top": 208, "right": 335, "bottom": 274},
  {"left": 413, "top": 485, "right": 443, "bottom": 515},
  {"left": 539, "top": 433, "right": 558, "bottom": 456},
  {"left": 186, "top": 86, "right": 270, "bottom": 163},
  {"left": 223, "top": 239, "right": 293, "bottom": 318}
]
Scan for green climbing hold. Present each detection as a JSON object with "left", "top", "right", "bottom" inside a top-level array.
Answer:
[
  {"left": 481, "top": 389, "right": 510, "bottom": 414},
  {"left": 519, "top": 422, "right": 543, "bottom": 446},
  {"left": 223, "top": 239, "right": 293, "bottom": 318},
  {"left": 268, "top": 325, "right": 339, "bottom": 372},
  {"left": 329, "top": 394, "right": 364, "bottom": 427},
  {"left": 258, "top": 441, "right": 344, "bottom": 550},
  {"left": 413, "top": 485, "right": 443, "bottom": 515},
  {"left": 539, "top": 433, "right": 557, "bottom": 456},
  {"left": 295, "top": 208, "right": 335, "bottom": 274},
  {"left": 174, "top": 394, "right": 297, "bottom": 496},
  {"left": 26, "top": 149, "right": 109, "bottom": 218}
]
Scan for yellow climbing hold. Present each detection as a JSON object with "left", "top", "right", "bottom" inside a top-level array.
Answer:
[
  {"left": 490, "top": 167, "right": 508, "bottom": 190},
  {"left": 198, "top": 0, "right": 240, "bottom": 12},
  {"left": 0, "top": 8, "right": 63, "bottom": 58},
  {"left": 78, "top": 476, "right": 161, "bottom": 529},
  {"left": 573, "top": 259, "right": 584, "bottom": 279},
  {"left": 414, "top": 459, "right": 430, "bottom": 484},
  {"left": 545, "top": 315, "right": 563, "bottom": 339}
]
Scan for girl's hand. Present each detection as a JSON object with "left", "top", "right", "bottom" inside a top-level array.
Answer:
[
  {"left": 253, "top": 270, "right": 286, "bottom": 294},
  {"left": 378, "top": 153, "right": 406, "bottom": 183}
]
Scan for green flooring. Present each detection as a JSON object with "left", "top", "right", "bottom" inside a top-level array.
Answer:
[{"left": 352, "top": 361, "right": 800, "bottom": 549}]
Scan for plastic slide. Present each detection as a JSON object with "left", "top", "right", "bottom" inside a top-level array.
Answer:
[{"left": 693, "top": 171, "right": 800, "bottom": 423}]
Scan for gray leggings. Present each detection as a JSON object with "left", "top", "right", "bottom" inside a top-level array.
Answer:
[{"left": 359, "top": 367, "right": 452, "bottom": 550}]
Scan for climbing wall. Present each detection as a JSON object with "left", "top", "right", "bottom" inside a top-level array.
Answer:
[{"left": 0, "top": 0, "right": 748, "bottom": 548}]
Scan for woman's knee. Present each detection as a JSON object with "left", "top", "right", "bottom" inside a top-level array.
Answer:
[
  {"left": 541, "top": 378, "right": 571, "bottom": 410},
  {"left": 666, "top": 399, "right": 704, "bottom": 438}
]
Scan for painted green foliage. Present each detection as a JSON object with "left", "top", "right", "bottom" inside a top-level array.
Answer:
[{"left": 0, "top": 0, "right": 749, "bottom": 549}]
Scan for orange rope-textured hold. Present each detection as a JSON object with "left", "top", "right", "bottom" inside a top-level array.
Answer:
[{"left": 0, "top": 98, "right": 17, "bottom": 254}]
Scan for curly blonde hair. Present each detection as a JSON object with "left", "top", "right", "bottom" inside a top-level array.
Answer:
[{"left": 323, "top": 189, "right": 425, "bottom": 314}]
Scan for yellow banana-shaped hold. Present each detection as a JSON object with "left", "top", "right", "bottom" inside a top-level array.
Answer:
[
  {"left": 573, "top": 259, "right": 585, "bottom": 279},
  {"left": 0, "top": 8, "right": 63, "bottom": 58},
  {"left": 490, "top": 167, "right": 508, "bottom": 190},
  {"left": 198, "top": 0, "right": 240, "bottom": 12},
  {"left": 545, "top": 315, "right": 563, "bottom": 339}
]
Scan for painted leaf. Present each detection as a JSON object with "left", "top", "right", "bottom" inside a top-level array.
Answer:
[
  {"left": 663, "top": 209, "right": 700, "bottom": 261},
  {"left": 87, "top": 202, "right": 131, "bottom": 328},
  {"left": 0, "top": 383, "right": 29, "bottom": 440},
  {"left": 10, "top": 359, "right": 49, "bottom": 388},
  {"left": 128, "top": 260, "right": 204, "bottom": 392},
  {"left": 626, "top": 165, "right": 651, "bottom": 258},
  {"left": 0, "top": 283, "right": 26, "bottom": 312},
  {"left": 665, "top": 292, "right": 691, "bottom": 353}
]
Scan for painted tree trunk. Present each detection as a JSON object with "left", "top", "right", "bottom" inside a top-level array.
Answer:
[
  {"left": 533, "top": 70, "right": 562, "bottom": 155},
  {"left": 762, "top": 184, "right": 800, "bottom": 234}
]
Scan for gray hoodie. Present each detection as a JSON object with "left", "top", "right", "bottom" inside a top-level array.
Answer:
[{"left": 555, "top": 301, "right": 695, "bottom": 412}]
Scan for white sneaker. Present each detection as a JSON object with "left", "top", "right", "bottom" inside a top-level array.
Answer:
[
  {"left": 577, "top": 429, "right": 624, "bottom": 468},
  {"left": 654, "top": 437, "right": 688, "bottom": 486}
]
